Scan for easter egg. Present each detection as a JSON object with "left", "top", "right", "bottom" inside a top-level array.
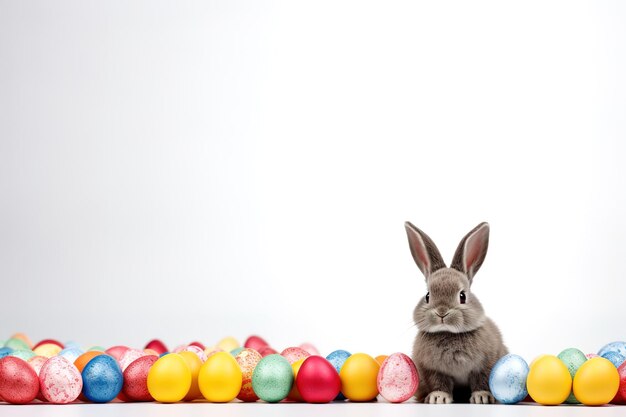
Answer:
[
  {"left": 281, "top": 347, "right": 311, "bottom": 364},
  {"left": 204, "top": 347, "right": 223, "bottom": 358},
  {"left": 598, "top": 341, "right": 626, "bottom": 358},
  {"left": 28, "top": 355, "right": 48, "bottom": 401},
  {"left": 39, "top": 356, "right": 83, "bottom": 404},
  {"left": 601, "top": 351, "right": 626, "bottom": 368},
  {"left": 288, "top": 358, "right": 305, "bottom": 401},
  {"left": 259, "top": 346, "right": 278, "bottom": 357},
  {"left": 123, "top": 355, "right": 158, "bottom": 402},
  {"left": 145, "top": 339, "right": 168, "bottom": 355},
  {"left": 147, "top": 353, "right": 192, "bottom": 403},
  {"left": 88, "top": 346, "right": 106, "bottom": 352},
  {"left": 326, "top": 349, "right": 351, "bottom": 401},
  {"left": 526, "top": 355, "right": 571, "bottom": 405},
  {"left": 0, "top": 356, "right": 40, "bottom": 404},
  {"left": 11, "top": 333, "right": 33, "bottom": 349},
  {"left": 377, "top": 352, "right": 419, "bottom": 403},
  {"left": 10, "top": 349, "right": 35, "bottom": 361},
  {"left": 119, "top": 349, "right": 148, "bottom": 371},
  {"left": 557, "top": 348, "right": 587, "bottom": 403},
  {"left": 231, "top": 347, "right": 244, "bottom": 356},
  {"left": 299, "top": 343, "right": 320, "bottom": 356},
  {"left": 59, "top": 347, "right": 84, "bottom": 364},
  {"left": 235, "top": 348, "right": 262, "bottom": 402},
  {"left": 185, "top": 345, "right": 207, "bottom": 362},
  {"left": 489, "top": 354, "right": 529, "bottom": 404},
  {"left": 189, "top": 341, "right": 206, "bottom": 350},
  {"left": 198, "top": 351, "right": 242, "bottom": 402},
  {"left": 252, "top": 354, "right": 293, "bottom": 403},
  {"left": 33, "top": 339, "right": 64, "bottom": 350},
  {"left": 74, "top": 351, "right": 105, "bottom": 373},
  {"left": 296, "top": 356, "right": 342, "bottom": 403},
  {"left": 612, "top": 362, "right": 626, "bottom": 404},
  {"left": 82, "top": 355, "right": 123, "bottom": 403},
  {"left": 586, "top": 353, "right": 599, "bottom": 359},
  {"left": 4, "top": 338, "right": 30, "bottom": 351},
  {"left": 375, "top": 355, "right": 388, "bottom": 366},
  {"left": 573, "top": 357, "right": 619, "bottom": 405},
  {"left": 33, "top": 343, "right": 62, "bottom": 358},
  {"left": 105, "top": 346, "right": 130, "bottom": 361},
  {"left": 0, "top": 347, "right": 13, "bottom": 359},
  {"left": 244, "top": 335, "right": 269, "bottom": 351},
  {"left": 217, "top": 337, "right": 239, "bottom": 352},
  {"left": 339, "top": 353, "right": 380, "bottom": 402},
  {"left": 179, "top": 351, "right": 203, "bottom": 401}
]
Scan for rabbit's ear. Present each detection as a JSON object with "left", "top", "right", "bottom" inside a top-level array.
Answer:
[
  {"left": 404, "top": 222, "right": 446, "bottom": 278},
  {"left": 450, "top": 222, "right": 490, "bottom": 283}
]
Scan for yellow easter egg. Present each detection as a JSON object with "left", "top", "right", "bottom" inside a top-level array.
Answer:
[
  {"left": 573, "top": 357, "right": 619, "bottom": 405},
  {"left": 147, "top": 353, "right": 192, "bottom": 403},
  {"left": 287, "top": 358, "right": 305, "bottom": 401},
  {"left": 33, "top": 343, "right": 63, "bottom": 358},
  {"left": 217, "top": 337, "right": 240, "bottom": 352},
  {"left": 339, "top": 353, "right": 380, "bottom": 402},
  {"left": 527, "top": 355, "right": 572, "bottom": 405},
  {"left": 198, "top": 351, "right": 242, "bottom": 402},
  {"left": 375, "top": 355, "right": 388, "bottom": 366},
  {"left": 179, "top": 351, "right": 203, "bottom": 401}
]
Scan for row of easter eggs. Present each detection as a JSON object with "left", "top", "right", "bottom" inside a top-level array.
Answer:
[
  {"left": 489, "top": 341, "right": 626, "bottom": 406},
  {"left": 0, "top": 334, "right": 419, "bottom": 404}
]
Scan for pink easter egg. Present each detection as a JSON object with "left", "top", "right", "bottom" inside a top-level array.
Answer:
[
  {"left": 281, "top": 347, "right": 311, "bottom": 364},
  {"left": 105, "top": 346, "right": 130, "bottom": 361},
  {"left": 119, "top": 349, "right": 147, "bottom": 372},
  {"left": 377, "top": 352, "right": 419, "bottom": 403},
  {"left": 258, "top": 346, "right": 278, "bottom": 357},
  {"left": 27, "top": 355, "right": 49, "bottom": 402},
  {"left": 299, "top": 343, "right": 320, "bottom": 356},
  {"left": 244, "top": 335, "right": 269, "bottom": 351},
  {"left": 39, "top": 356, "right": 82, "bottom": 404}
]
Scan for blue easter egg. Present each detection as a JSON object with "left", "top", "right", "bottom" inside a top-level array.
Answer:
[
  {"left": 489, "top": 354, "right": 529, "bottom": 404},
  {"left": 64, "top": 341, "right": 82, "bottom": 350},
  {"left": 326, "top": 349, "right": 351, "bottom": 401},
  {"left": 601, "top": 351, "right": 626, "bottom": 368},
  {"left": 59, "top": 347, "right": 84, "bottom": 363},
  {"left": 231, "top": 347, "right": 244, "bottom": 356},
  {"left": 81, "top": 355, "right": 123, "bottom": 403},
  {"left": 0, "top": 347, "right": 13, "bottom": 359},
  {"left": 598, "top": 341, "right": 626, "bottom": 358}
]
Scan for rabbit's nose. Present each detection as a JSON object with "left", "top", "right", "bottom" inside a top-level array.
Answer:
[{"left": 435, "top": 308, "right": 449, "bottom": 318}]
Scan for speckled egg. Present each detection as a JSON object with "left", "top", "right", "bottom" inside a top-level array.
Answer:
[
  {"left": 601, "top": 351, "right": 626, "bottom": 368},
  {"left": 59, "top": 347, "right": 84, "bottom": 364},
  {"left": 557, "top": 348, "right": 587, "bottom": 403},
  {"left": 598, "top": 341, "right": 626, "bottom": 358},
  {"left": 82, "top": 354, "right": 123, "bottom": 403},
  {"left": 326, "top": 349, "right": 351, "bottom": 401},
  {"left": 377, "top": 353, "right": 419, "bottom": 403},
  {"left": 281, "top": 347, "right": 310, "bottom": 365},
  {"left": 39, "top": 356, "right": 83, "bottom": 404},
  {"left": 122, "top": 355, "right": 158, "bottom": 402},
  {"left": 119, "top": 349, "right": 147, "bottom": 371},
  {"left": 236, "top": 348, "right": 262, "bottom": 402},
  {"left": 489, "top": 354, "right": 529, "bottom": 404},
  {"left": 0, "top": 356, "right": 40, "bottom": 404},
  {"left": 251, "top": 354, "right": 293, "bottom": 403}
]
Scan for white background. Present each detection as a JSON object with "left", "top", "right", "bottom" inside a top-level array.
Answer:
[{"left": 1, "top": 0, "right": 625, "bottom": 363}]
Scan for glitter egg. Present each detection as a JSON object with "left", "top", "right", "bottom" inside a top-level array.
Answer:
[
  {"left": 122, "top": 355, "right": 158, "bottom": 402},
  {"left": 601, "top": 351, "right": 626, "bottom": 368},
  {"left": 235, "top": 348, "right": 262, "bottom": 402},
  {"left": 81, "top": 354, "right": 123, "bottom": 403},
  {"left": 489, "top": 354, "right": 529, "bottom": 404},
  {"left": 0, "top": 356, "right": 40, "bottom": 404},
  {"left": 281, "top": 347, "right": 310, "bottom": 365},
  {"left": 598, "top": 342, "right": 626, "bottom": 358},
  {"left": 377, "top": 353, "right": 419, "bottom": 403},
  {"left": 557, "top": 348, "right": 587, "bottom": 403},
  {"left": 39, "top": 356, "right": 83, "bottom": 404},
  {"left": 252, "top": 354, "right": 293, "bottom": 403}
]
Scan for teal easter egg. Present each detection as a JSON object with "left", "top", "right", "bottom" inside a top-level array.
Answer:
[
  {"left": 9, "top": 350, "right": 35, "bottom": 361},
  {"left": 4, "top": 338, "right": 29, "bottom": 351},
  {"left": 558, "top": 348, "right": 587, "bottom": 403},
  {"left": 252, "top": 354, "right": 293, "bottom": 402}
]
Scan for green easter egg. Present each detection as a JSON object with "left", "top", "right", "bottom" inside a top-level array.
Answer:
[
  {"left": 4, "top": 338, "right": 29, "bottom": 351},
  {"left": 558, "top": 348, "right": 587, "bottom": 403},
  {"left": 252, "top": 354, "right": 293, "bottom": 402},
  {"left": 10, "top": 349, "right": 36, "bottom": 361}
]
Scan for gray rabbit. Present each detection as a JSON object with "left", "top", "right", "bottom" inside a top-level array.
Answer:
[{"left": 405, "top": 222, "right": 508, "bottom": 404}]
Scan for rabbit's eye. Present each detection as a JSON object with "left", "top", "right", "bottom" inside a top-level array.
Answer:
[
  {"left": 425, "top": 292, "right": 430, "bottom": 303},
  {"left": 460, "top": 291, "right": 466, "bottom": 304}
]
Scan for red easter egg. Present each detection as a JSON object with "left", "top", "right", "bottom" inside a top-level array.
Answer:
[
  {"left": 105, "top": 346, "right": 130, "bottom": 361},
  {"left": 244, "top": 335, "right": 269, "bottom": 351},
  {"left": 376, "top": 352, "right": 419, "bottom": 403},
  {"left": 612, "top": 362, "right": 626, "bottom": 404},
  {"left": 32, "top": 339, "right": 64, "bottom": 350},
  {"left": 0, "top": 357, "right": 40, "bottom": 404},
  {"left": 144, "top": 339, "right": 168, "bottom": 355},
  {"left": 296, "top": 356, "right": 341, "bottom": 403},
  {"left": 258, "top": 346, "right": 278, "bottom": 357},
  {"left": 281, "top": 347, "right": 311, "bottom": 365},
  {"left": 189, "top": 341, "right": 206, "bottom": 350},
  {"left": 123, "top": 355, "right": 158, "bottom": 402}
]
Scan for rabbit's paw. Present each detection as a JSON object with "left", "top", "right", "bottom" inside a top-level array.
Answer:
[
  {"left": 470, "top": 390, "right": 495, "bottom": 404},
  {"left": 424, "top": 391, "right": 452, "bottom": 404}
]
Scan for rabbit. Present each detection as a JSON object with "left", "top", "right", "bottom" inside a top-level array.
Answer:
[{"left": 405, "top": 221, "right": 508, "bottom": 404}]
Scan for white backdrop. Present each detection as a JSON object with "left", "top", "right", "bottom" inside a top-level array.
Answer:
[{"left": 1, "top": 0, "right": 625, "bottom": 362}]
